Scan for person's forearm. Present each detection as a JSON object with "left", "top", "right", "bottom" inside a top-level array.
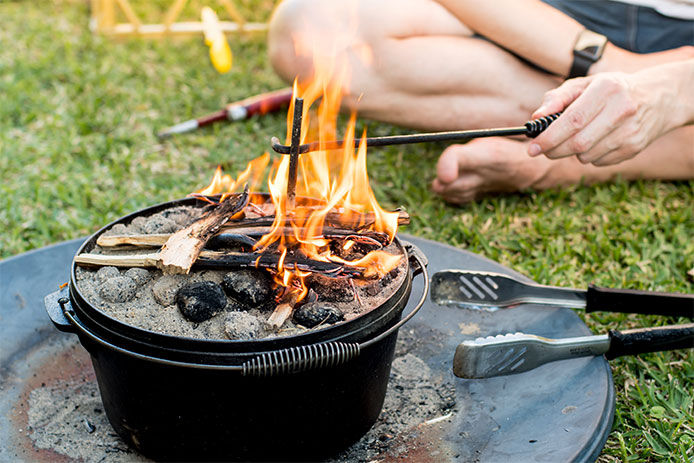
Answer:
[
  {"left": 672, "top": 59, "right": 694, "bottom": 127},
  {"left": 435, "top": 0, "right": 584, "bottom": 76},
  {"left": 638, "top": 59, "right": 694, "bottom": 133}
]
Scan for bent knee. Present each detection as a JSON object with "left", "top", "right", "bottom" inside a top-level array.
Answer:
[
  {"left": 269, "top": 0, "right": 373, "bottom": 83},
  {"left": 268, "top": 0, "right": 307, "bottom": 82}
]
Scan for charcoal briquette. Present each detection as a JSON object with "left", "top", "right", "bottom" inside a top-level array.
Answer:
[
  {"left": 142, "top": 214, "right": 178, "bottom": 234},
  {"left": 124, "top": 267, "right": 151, "bottom": 285},
  {"left": 95, "top": 266, "right": 120, "bottom": 283},
  {"left": 98, "top": 276, "right": 137, "bottom": 303},
  {"left": 225, "top": 297, "right": 250, "bottom": 312},
  {"left": 222, "top": 270, "right": 274, "bottom": 309},
  {"left": 151, "top": 274, "right": 186, "bottom": 307},
  {"left": 308, "top": 275, "right": 354, "bottom": 302},
  {"left": 224, "top": 311, "right": 265, "bottom": 339},
  {"left": 176, "top": 281, "right": 227, "bottom": 322},
  {"left": 293, "top": 302, "right": 344, "bottom": 328}
]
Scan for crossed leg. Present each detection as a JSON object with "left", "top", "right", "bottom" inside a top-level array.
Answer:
[{"left": 269, "top": 0, "right": 694, "bottom": 204}]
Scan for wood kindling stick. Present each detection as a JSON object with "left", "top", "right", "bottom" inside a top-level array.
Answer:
[
  {"left": 75, "top": 250, "right": 363, "bottom": 278},
  {"left": 157, "top": 187, "right": 249, "bottom": 275},
  {"left": 286, "top": 97, "right": 303, "bottom": 210},
  {"left": 267, "top": 292, "right": 299, "bottom": 330},
  {"left": 97, "top": 227, "right": 390, "bottom": 249},
  {"left": 220, "top": 210, "right": 410, "bottom": 230}
]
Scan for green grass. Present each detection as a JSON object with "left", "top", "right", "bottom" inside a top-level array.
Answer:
[{"left": 1, "top": 2, "right": 692, "bottom": 461}]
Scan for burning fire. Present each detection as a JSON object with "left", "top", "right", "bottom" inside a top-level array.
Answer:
[{"left": 193, "top": 28, "right": 401, "bottom": 302}]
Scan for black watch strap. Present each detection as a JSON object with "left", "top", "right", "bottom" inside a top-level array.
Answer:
[
  {"left": 568, "top": 52, "right": 595, "bottom": 79},
  {"left": 568, "top": 30, "right": 608, "bottom": 79}
]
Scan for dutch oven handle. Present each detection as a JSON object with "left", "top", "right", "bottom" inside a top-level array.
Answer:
[
  {"left": 240, "top": 244, "right": 429, "bottom": 377},
  {"left": 44, "top": 285, "right": 75, "bottom": 333}
]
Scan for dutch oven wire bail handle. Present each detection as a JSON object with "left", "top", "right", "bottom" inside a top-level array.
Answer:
[
  {"left": 44, "top": 241, "right": 429, "bottom": 377},
  {"left": 240, "top": 241, "right": 429, "bottom": 377}
]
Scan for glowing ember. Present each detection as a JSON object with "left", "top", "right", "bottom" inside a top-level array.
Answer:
[{"left": 192, "top": 31, "right": 402, "bottom": 302}]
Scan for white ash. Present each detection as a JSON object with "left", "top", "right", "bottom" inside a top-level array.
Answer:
[
  {"left": 75, "top": 205, "right": 407, "bottom": 341},
  {"left": 27, "top": 380, "right": 148, "bottom": 462}
]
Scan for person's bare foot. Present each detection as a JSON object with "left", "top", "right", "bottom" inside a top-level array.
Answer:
[
  {"left": 431, "top": 125, "right": 694, "bottom": 204},
  {"left": 431, "top": 137, "right": 573, "bottom": 204}
]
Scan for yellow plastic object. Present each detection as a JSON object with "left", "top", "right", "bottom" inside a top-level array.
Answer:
[{"left": 201, "top": 6, "right": 232, "bottom": 73}]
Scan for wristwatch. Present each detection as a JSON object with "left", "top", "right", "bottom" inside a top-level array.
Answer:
[{"left": 568, "top": 29, "right": 608, "bottom": 79}]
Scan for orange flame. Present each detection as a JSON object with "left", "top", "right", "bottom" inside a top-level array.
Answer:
[
  {"left": 193, "top": 21, "right": 402, "bottom": 301},
  {"left": 194, "top": 153, "right": 269, "bottom": 202}
]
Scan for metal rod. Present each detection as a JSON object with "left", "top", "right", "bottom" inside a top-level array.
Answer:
[
  {"left": 272, "top": 127, "right": 524, "bottom": 154},
  {"left": 286, "top": 97, "right": 303, "bottom": 210},
  {"left": 270, "top": 113, "right": 562, "bottom": 154}
]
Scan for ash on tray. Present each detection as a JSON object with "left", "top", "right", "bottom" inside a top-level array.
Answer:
[
  {"left": 27, "top": 380, "right": 148, "bottom": 463},
  {"left": 26, "top": 328, "right": 456, "bottom": 462},
  {"left": 74, "top": 205, "right": 407, "bottom": 340}
]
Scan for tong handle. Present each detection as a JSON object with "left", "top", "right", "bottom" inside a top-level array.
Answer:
[
  {"left": 586, "top": 285, "right": 694, "bottom": 318},
  {"left": 606, "top": 323, "right": 694, "bottom": 359}
]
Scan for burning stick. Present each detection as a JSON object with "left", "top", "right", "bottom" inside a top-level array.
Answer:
[
  {"left": 220, "top": 210, "right": 410, "bottom": 230},
  {"left": 266, "top": 292, "right": 299, "bottom": 330},
  {"left": 286, "top": 97, "right": 303, "bottom": 210},
  {"left": 157, "top": 188, "right": 249, "bottom": 274},
  {"left": 97, "top": 227, "right": 389, "bottom": 249},
  {"left": 75, "top": 250, "right": 362, "bottom": 278}
]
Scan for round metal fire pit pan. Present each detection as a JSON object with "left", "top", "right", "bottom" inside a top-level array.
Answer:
[{"left": 1, "top": 235, "right": 614, "bottom": 462}]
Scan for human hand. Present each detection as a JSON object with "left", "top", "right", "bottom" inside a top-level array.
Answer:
[{"left": 528, "top": 63, "right": 692, "bottom": 166}]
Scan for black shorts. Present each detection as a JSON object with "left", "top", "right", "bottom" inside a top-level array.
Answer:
[{"left": 542, "top": 0, "right": 693, "bottom": 53}]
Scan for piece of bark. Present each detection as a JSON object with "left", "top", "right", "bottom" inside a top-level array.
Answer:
[{"left": 157, "top": 188, "right": 249, "bottom": 274}]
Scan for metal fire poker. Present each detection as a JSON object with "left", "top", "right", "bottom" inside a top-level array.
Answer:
[
  {"left": 270, "top": 112, "right": 561, "bottom": 154},
  {"left": 158, "top": 87, "right": 293, "bottom": 138}
]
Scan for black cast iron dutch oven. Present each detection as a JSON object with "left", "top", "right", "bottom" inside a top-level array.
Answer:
[{"left": 44, "top": 198, "right": 429, "bottom": 462}]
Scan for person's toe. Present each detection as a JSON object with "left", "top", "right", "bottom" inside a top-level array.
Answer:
[{"left": 436, "top": 144, "right": 465, "bottom": 184}]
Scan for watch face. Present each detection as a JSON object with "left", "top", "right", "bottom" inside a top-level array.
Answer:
[{"left": 575, "top": 30, "right": 607, "bottom": 59}]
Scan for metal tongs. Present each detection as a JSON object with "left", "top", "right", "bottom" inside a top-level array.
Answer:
[{"left": 431, "top": 270, "right": 694, "bottom": 379}]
